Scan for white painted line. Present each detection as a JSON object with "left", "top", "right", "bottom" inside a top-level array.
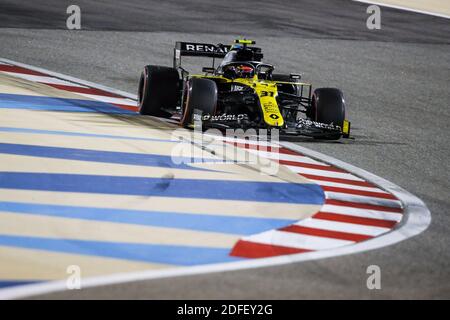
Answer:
[
  {"left": 324, "top": 192, "right": 402, "bottom": 208},
  {"left": 242, "top": 230, "right": 354, "bottom": 250},
  {"left": 321, "top": 204, "right": 403, "bottom": 222},
  {"left": 0, "top": 58, "right": 431, "bottom": 300},
  {"left": 0, "top": 58, "right": 137, "bottom": 100},
  {"left": 247, "top": 150, "right": 327, "bottom": 166},
  {"left": 352, "top": 0, "right": 450, "bottom": 19},
  {"left": 286, "top": 165, "right": 364, "bottom": 181},
  {"left": 310, "top": 179, "right": 387, "bottom": 193},
  {"left": 295, "top": 218, "right": 390, "bottom": 236},
  {"left": 1, "top": 72, "right": 86, "bottom": 87}
]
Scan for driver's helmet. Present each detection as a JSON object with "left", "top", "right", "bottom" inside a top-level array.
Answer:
[
  {"left": 231, "top": 43, "right": 244, "bottom": 51},
  {"left": 235, "top": 64, "right": 254, "bottom": 78},
  {"left": 222, "top": 63, "right": 254, "bottom": 79}
]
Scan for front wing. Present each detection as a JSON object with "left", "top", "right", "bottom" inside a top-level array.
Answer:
[{"left": 192, "top": 111, "right": 351, "bottom": 139}]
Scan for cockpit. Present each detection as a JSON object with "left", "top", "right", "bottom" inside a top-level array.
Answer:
[{"left": 220, "top": 61, "right": 274, "bottom": 80}]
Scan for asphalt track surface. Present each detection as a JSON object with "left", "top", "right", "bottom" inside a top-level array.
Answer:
[{"left": 0, "top": 0, "right": 449, "bottom": 299}]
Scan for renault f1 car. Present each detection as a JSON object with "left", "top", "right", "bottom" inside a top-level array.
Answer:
[{"left": 138, "top": 39, "right": 351, "bottom": 140}]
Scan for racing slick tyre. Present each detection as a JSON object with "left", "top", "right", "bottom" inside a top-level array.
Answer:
[
  {"left": 311, "top": 88, "right": 346, "bottom": 140},
  {"left": 138, "top": 65, "right": 179, "bottom": 117},
  {"left": 180, "top": 78, "right": 217, "bottom": 128}
]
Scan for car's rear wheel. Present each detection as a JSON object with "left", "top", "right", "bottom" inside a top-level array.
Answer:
[
  {"left": 180, "top": 78, "right": 217, "bottom": 128},
  {"left": 311, "top": 88, "right": 346, "bottom": 140},
  {"left": 138, "top": 65, "right": 179, "bottom": 117}
]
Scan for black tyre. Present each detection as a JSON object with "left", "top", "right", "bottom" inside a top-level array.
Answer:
[
  {"left": 272, "top": 74, "right": 298, "bottom": 95},
  {"left": 311, "top": 88, "right": 346, "bottom": 140},
  {"left": 180, "top": 78, "right": 217, "bottom": 127},
  {"left": 138, "top": 65, "right": 179, "bottom": 117}
]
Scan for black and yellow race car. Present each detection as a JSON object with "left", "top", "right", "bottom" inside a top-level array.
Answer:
[{"left": 137, "top": 39, "right": 351, "bottom": 140}]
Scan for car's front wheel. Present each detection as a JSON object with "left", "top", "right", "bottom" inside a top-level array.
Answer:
[
  {"left": 310, "top": 88, "right": 346, "bottom": 140},
  {"left": 180, "top": 78, "right": 217, "bottom": 128}
]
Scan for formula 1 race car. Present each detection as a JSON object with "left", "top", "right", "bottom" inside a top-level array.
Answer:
[{"left": 138, "top": 39, "right": 351, "bottom": 140}]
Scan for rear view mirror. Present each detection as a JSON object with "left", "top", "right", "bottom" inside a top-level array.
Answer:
[{"left": 202, "top": 67, "right": 215, "bottom": 74}]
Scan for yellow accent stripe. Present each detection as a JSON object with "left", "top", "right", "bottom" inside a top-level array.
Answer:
[
  {"left": 0, "top": 212, "right": 239, "bottom": 248},
  {"left": 0, "top": 189, "right": 321, "bottom": 220},
  {"left": 0, "top": 245, "right": 170, "bottom": 281}
]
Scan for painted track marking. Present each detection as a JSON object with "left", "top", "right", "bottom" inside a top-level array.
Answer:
[{"left": 0, "top": 58, "right": 431, "bottom": 299}]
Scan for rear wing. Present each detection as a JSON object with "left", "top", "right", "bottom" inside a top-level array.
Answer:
[
  {"left": 173, "top": 41, "right": 263, "bottom": 69},
  {"left": 173, "top": 42, "right": 231, "bottom": 69}
]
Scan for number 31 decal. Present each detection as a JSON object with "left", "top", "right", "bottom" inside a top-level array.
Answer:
[{"left": 260, "top": 91, "right": 274, "bottom": 97}]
